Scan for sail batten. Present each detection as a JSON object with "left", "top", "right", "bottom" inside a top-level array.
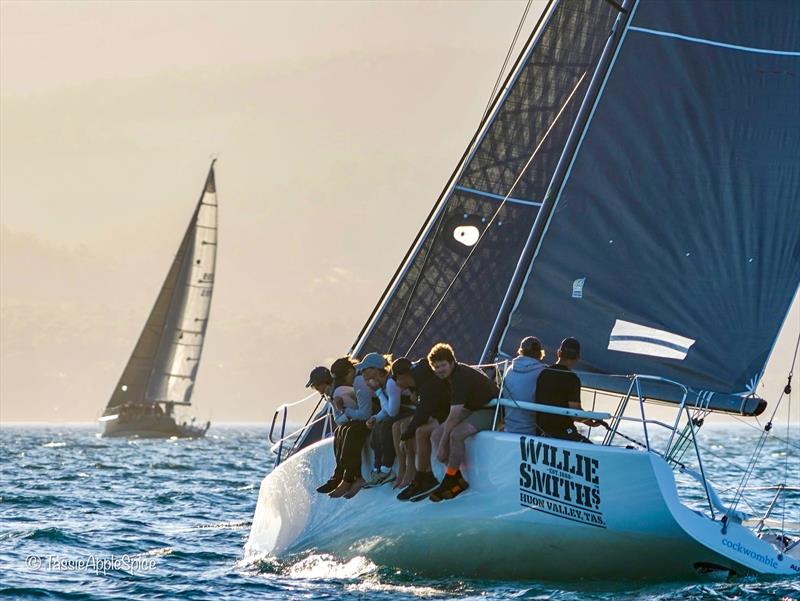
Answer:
[{"left": 103, "top": 163, "right": 218, "bottom": 415}]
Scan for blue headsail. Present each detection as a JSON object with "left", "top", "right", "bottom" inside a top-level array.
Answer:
[{"left": 498, "top": 0, "right": 800, "bottom": 415}]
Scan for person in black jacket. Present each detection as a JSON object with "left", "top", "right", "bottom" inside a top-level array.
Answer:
[
  {"left": 391, "top": 357, "right": 451, "bottom": 502},
  {"left": 428, "top": 343, "right": 498, "bottom": 502},
  {"left": 534, "top": 337, "right": 601, "bottom": 442}
]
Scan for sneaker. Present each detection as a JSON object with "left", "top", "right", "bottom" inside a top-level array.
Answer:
[
  {"left": 396, "top": 481, "right": 419, "bottom": 502},
  {"left": 365, "top": 469, "right": 383, "bottom": 486},
  {"left": 315, "top": 478, "right": 341, "bottom": 494},
  {"left": 429, "top": 473, "right": 469, "bottom": 502},
  {"left": 396, "top": 472, "right": 439, "bottom": 502},
  {"left": 410, "top": 472, "right": 441, "bottom": 502},
  {"left": 364, "top": 469, "right": 396, "bottom": 488}
]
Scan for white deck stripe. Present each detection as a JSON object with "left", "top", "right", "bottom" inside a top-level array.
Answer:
[{"left": 629, "top": 26, "right": 800, "bottom": 57}]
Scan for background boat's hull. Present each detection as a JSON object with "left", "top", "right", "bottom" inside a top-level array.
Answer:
[
  {"left": 101, "top": 415, "right": 208, "bottom": 438},
  {"left": 246, "top": 432, "right": 797, "bottom": 580}
]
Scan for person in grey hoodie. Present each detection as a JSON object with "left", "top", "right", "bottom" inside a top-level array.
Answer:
[{"left": 502, "top": 336, "right": 547, "bottom": 435}]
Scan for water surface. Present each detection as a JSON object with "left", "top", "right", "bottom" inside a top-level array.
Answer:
[{"left": 1, "top": 423, "right": 797, "bottom": 600}]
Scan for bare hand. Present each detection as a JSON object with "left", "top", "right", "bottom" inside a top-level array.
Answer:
[
  {"left": 366, "top": 416, "right": 376, "bottom": 429},
  {"left": 399, "top": 440, "right": 408, "bottom": 454}
]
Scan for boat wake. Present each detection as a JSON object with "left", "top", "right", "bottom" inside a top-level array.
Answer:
[{"left": 240, "top": 551, "right": 452, "bottom": 598}]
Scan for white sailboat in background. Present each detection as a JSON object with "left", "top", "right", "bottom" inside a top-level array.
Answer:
[
  {"left": 246, "top": 0, "right": 800, "bottom": 580},
  {"left": 100, "top": 161, "right": 218, "bottom": 438}
]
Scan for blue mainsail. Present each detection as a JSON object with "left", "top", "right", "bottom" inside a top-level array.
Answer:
[{"left": 498, "top": 0, "right": 800, "bottom": 414}]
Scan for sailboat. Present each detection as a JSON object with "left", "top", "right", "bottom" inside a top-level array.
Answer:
[
  {"left": 246, "top": 0, "right": 800, "bottom": 579},
  {"left": 99, "top": 161, "right": 218, "bottom": 438}
]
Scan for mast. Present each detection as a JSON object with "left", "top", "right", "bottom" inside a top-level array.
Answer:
[{"left": 480, "top": 0, "right": 635, "bottom": 364}]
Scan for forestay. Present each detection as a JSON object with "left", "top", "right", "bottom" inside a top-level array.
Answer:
[{"left": 498, "top": 0, "right": 800, "bottom": 413}]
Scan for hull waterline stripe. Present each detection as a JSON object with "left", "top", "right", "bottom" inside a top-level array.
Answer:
[
  {"left": 629, "top": 26, "right": 800, "bottom": 56},
  {"left": 455, "top": 185, "right": 543, "bottom": 207}
]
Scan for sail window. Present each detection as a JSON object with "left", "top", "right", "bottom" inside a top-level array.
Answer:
[
  {"left": 608, "top": 319, "right": 695, "bottom": 361},
  {"left": 453, "top": 225, "right": 480, "bottom": 247},
  {"left": 121, "top": 385, "right": 128, "bottom": 392}
]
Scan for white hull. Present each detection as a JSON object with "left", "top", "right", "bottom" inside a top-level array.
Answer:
[{"left": 246, "top": 432, "right": 799, "bottom": 580}]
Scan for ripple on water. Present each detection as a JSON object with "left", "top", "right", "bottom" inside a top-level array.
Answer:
[{"left": 0, "top": 423, "right": 796, "bottom": 601}]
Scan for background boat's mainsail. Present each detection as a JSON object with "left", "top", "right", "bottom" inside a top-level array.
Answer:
[
  {"left": 103, "top": 163, "right": 218, "bottom": 415},
  {"left": 497, "top": 0, "right": 800, "bottom": 413},
  {"left": 353, "top": 0, "right": 620, "bottom": 364}
]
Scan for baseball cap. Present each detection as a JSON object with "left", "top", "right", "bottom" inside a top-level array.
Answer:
[
  {"left": 559, "top": 337, "right": 581, "bottom": 358},
  {"left": 390, "top": 357, "right": 413, "bottom": 378},
  {"left": 306, "top": 366, "right": 333, "bottom": 388},
  {"left": 518, "top": 336, "right": 543, "bottom": 357},
  {"left": 355, "top": 352, "right": 387, "bottom": 374}
]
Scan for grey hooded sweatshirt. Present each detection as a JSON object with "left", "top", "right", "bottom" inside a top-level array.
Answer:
[{"left": 502, "top": 355, "right": 546, "bottom": 435}]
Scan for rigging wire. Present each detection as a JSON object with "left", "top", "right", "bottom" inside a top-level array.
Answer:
[
  {"left": 730, "top": 414, "right": 800, "bottom": 452},
  {"left": 382, "top": 0, "right": 546, "bottom": 354},
  {"left": 728, "top": 328, "right": 800, "bottom": 523},
  {"left": 782, "top": 374, "right": 793, "bottom": 540},
  {"left": 481, "top": 0, "right": 534, "bottom": 122}
]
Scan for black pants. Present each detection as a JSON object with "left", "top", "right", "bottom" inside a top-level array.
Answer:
[
  {"left": 370, "top": 417, "right": 397, "bottom": 470},
  {"left": 335, "top": 421, "right": 369, "bottom": 482},
  {"left": 331, "top": 424, "right": 346, "bottom": 480}
]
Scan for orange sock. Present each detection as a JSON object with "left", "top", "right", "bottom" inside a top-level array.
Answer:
[{"left": 445, "top": 467, "right": 458, "bottom": 477}]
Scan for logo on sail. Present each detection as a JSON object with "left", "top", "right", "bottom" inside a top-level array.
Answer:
[{"left": 607, "top": 319, "right": 695, "bottom": 361}]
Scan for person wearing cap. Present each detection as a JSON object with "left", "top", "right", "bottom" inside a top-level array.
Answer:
[
  {"left": 306, "top": 364, "right": 346, "bottom": 494},
  {"left": 392, "top": 356, "right": 451, "bottom": 500},
  {"left": 309, "top": 360, "right": 356, "bottom": 495},
  {"left": 361, "top": 354, "right": 401, "bottom": 486},
  {"left": 502, "top": 337, "right": 547, "bottom": 435},
  {"left": 306, "top": 365, "right": 333, "bottom": 395},
  {"left": 428, "top": 343, "right": 499, "bottom": 503},
  {"left": 534, "top": 337, "right": 599, "bottom": 442}
]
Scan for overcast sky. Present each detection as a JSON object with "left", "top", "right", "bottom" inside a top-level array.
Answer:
[{"left": 1, "top": 0, "right": 797, "bottom": 426}]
